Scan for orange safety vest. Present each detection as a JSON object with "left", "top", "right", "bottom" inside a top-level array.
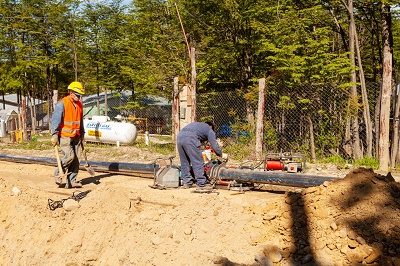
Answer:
[{"left": 59, "top": 97, "right": 83, "bottom": 138}]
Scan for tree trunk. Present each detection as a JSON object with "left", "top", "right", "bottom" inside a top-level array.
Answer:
[
  {"left": 375, "top": 86, "right": 382, "bottom": 157},
  {"left": 347, "top": 0, "right": 362, "bottom": 159},
  {"left": 308, "top": 116, "right": 316, "bottom": 163},
  {"left": 378, "top": 4, "right": 392, "bottom": 172},
  {"left": 354, "top": 24, "right": 373, "bottom": 157},
  {"left": 391, "top": 83, "right": 400, "bottom": 167}
]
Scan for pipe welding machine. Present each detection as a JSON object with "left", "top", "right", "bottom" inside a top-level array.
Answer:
[{"left": 149, "top": 151, "right": 308, "bottom": 190}]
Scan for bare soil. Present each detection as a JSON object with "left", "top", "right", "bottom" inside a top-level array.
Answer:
[{"left": 0, "top": 139, "right": 400, "bottom": 266}]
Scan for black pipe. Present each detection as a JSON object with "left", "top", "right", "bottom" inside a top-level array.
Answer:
[
  {"left": 210, "top": 164, "right": 339, "bottom": 188},
  {"left": 0, "top": 153, "right": 157, "bottom": 177},
  {"left": 0, "top": 153, "right": 339, "bottom": 187}
]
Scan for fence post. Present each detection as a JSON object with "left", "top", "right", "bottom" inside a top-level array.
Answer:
[
  {"left": 173, "top": 77, "right": 180, "bottom": 154},
  {"left": 256, "top": 78, "right": 265, "bottom": 160}
]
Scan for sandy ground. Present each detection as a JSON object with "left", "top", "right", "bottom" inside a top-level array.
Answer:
[{"left": 1, "top": 140, "right": 400, "bottom": 265}]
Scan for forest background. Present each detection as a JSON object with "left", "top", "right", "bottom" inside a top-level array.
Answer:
[{"left": 1, "top": 0, "right": 400, "bottom": 171}]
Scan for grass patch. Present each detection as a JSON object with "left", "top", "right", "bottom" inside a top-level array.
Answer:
[
  {"left": 317, "top": 155, "right": 349, "bottom": 169},
  {"left": 0, "top": 135, "right": 51, "bottom": 151},
  {"left": 135, "top": 138, "right": 175, "bottom": 155},
  {"left": 353, "top": 157, "right": 379, "bottom": 169}
]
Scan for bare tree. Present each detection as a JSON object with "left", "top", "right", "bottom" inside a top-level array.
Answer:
[
  {"left": 345, "top": 0, "right": 363, "bottom": 159},
  {"left": 378, "top": 3, "right": 392, "bottom": 172}
]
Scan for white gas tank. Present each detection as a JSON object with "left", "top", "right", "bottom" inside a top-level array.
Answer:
[{"left": 84, "top": 116, "right": 137, "bottom": 145}]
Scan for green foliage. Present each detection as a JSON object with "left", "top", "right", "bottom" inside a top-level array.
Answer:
[
  {"left": 277, "top": 96, "right": 295, "bottom": 110},
  {"left": 223, "top": 141, "right": 253, "bottom": 162},
  {"left": 230, "top": 118, "right": 253, "bottom": 142},
  {"left": 263, "top": 120, "right": 278, "bottom": 152},
  {"left": 319, "top": 155, "right": 378, "bottom": 170}
]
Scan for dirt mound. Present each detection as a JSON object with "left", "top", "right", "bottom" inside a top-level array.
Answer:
[{"left": 248, "top": 167, "right": 400, "bottom": 265}]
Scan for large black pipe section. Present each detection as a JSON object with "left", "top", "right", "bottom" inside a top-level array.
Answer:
[
  {"left": 0, "top": 153, "right": 339, "bottom": 187},
  {"left": 209, "top": 164, "right": 339, "bottom": 188},
  {"left": 0, "top": 154, "right": 157, "bottom": 177}
]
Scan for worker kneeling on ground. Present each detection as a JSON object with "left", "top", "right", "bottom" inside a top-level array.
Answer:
[
  {"left": 177, "top": 121, "right": 227, "bottom": 189},
  {"left": 51, "top": 81, "right": 85, "bottom": 189}
]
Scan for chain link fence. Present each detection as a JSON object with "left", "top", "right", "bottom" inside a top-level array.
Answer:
[
  {"left": 83, "top": 83, "right": 384, "bottom": 160},
  {"left": 196, "top": 83, "right": 381, "bottom": 160},
  {"left": 82, "top": 92, "right": 173, "bottom": 135}
]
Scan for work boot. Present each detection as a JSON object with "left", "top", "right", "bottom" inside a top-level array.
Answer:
[
  {"left": 181, "top": 183, "right": 195, "bottom": 189},
  {"left": 65, "top": 181, "right": 82, "bottom": 189},
  {"left": 54, "top": 176, "right": 63, "bottom": 185},
  {"left": 196, "top": 183, "right": 213, "bottom": 190}
]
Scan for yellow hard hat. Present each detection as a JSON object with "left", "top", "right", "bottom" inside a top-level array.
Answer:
[{"left": 68, "top": 81, "right": 85, "bottom": 95}]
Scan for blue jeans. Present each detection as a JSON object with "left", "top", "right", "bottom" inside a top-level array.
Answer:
[{"left": 177, "top": 131, "right": 207, "bottom": 187}]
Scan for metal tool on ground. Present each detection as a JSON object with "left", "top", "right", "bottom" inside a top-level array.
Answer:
[
  {"left": 48, "top": 190, "right": 91, "bottom": 210},
  {"left": 53, "top": 146, "right": 69, "bottom": 184},
  {"left": 191, "top": 188, "right": 219, "bottom": 195},
  {"left": 80, "top": 141, "right": 95, "bottom": 177},
  {"left": 149, "top": 156, "right": 179, "bottom": 189}
]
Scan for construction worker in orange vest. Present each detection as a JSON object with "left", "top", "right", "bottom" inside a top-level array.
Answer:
[{"left": 51, "top": 81, "right": 85, "bottom": 188}]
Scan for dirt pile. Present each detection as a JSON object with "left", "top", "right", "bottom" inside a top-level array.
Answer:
[{"left": 246, "top": 168, "right": 400, "bottom": 266}]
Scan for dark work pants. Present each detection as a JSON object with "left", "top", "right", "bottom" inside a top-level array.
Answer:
[
  {"left": 177, "top": 131, "right": 207, "bottom": 187},
  {"left": 55, "top": 135, "right": 81, "bottom": 184}
]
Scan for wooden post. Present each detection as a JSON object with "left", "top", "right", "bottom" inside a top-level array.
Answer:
[
  {"left": 191, "top": 47, "right": 196, "bottom": 122},
  {"left": 21, "top": 98, "right": 27, "bottom": 141},
  {"left": 173, "top": 77, "right": 180, "bottom": 154},
  {"left": 256, "top": 78, "right": 265, "bottom": 160}
]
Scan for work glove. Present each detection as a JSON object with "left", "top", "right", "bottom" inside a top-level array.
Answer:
[
  {"left": 51, "top": 135, "right": 58, "bottom": 147},
  {"left": 79, "top": 133, "right": 85, "bottom": 142},
  {"left": 222, "top": 153, "right": 228, "bottom": 160}
]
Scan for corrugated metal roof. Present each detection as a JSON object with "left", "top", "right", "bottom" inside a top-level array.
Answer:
[{"left": 82, "top": 90, "right": 171, "bottom": 106}]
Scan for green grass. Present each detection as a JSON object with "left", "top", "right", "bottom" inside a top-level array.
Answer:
[
  {"left": 134, "top": 138, "right": 175, "bottom": 155},
  {"left": 353, "top": 157, "right": 379, "bottom": 169},
  {"left": 0, "top": 134, "right": 51, "bottom": 151},
  {"left": 317, "top": 155, "right": 349, "bottom": 169}
]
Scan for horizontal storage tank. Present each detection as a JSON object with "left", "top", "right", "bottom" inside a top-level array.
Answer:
[{"left": 84, "top": 117, "right": 138, "bottom": 145}]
